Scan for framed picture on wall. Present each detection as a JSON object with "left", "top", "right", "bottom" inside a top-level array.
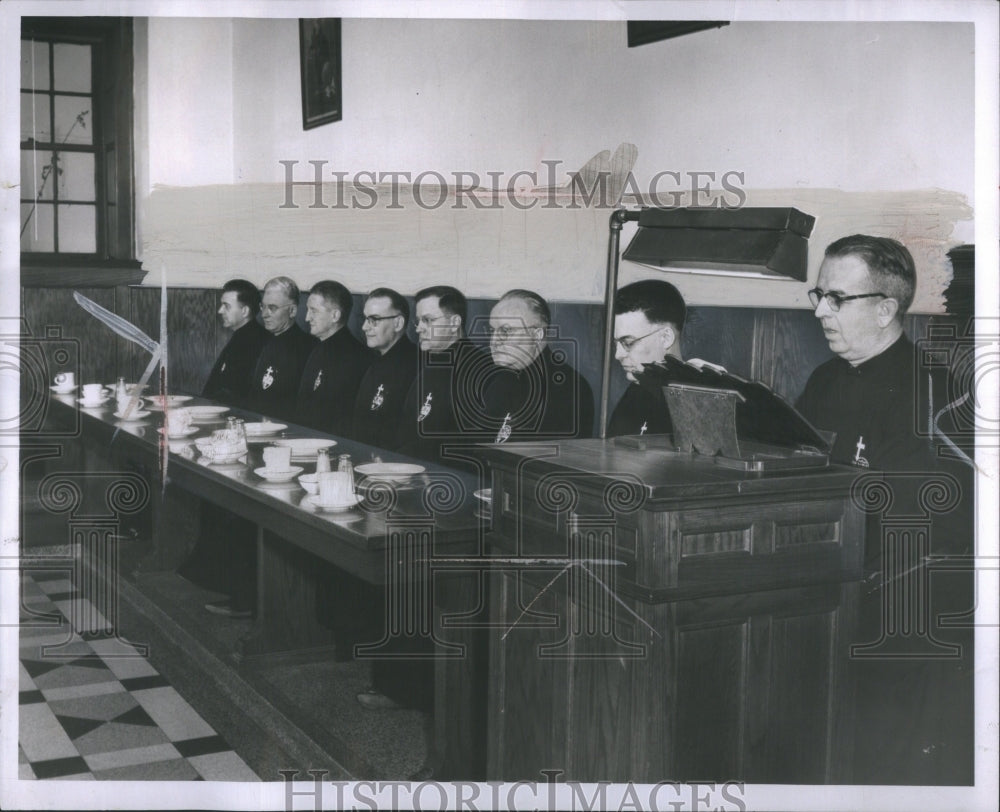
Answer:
[{"left": 299, "top": 18, "right": 341, "bottom": 129}]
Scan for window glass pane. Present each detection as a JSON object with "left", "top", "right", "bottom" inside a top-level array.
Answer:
[
  {"left": 52, "top": 43, "right": 91, "bottom": 93},
  {"left": 20, "top": 150, "right": 55, "bottom": 201},
  {"left": 54, "top": 96, "right": 93, "bottom": 145},
  {"left": 57, "top": 152, "right": 95, "bottom": 202},
  {"left": 21, "top": 202, "right": 54, "bottom": 252},
  {"left": 21, "top": 40, "right": 50, "bottom": 90},
  {"left": 58, "top": 204, "right": 97, "bottom": 252},
  {"left": 20, "top": 92, "right": 51, "bottom": 143}
]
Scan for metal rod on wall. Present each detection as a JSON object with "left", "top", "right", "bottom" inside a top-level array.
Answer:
[{"left": 599, "top": 209, "right": 641, "bottom": 439}]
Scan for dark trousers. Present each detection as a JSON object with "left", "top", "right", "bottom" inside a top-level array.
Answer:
[{"left": 177, "top": 503, "right": 257, "bottom": 611}]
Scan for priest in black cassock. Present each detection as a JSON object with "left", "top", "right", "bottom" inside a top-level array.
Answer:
[
  {"left": 483, "top": 289, "right": 594, "bottom": 443},
  {"left": 247, "top": 276, "right": 317, "bottom": 422},
  {"left": 201, "top": 279, "right": 269, "bottom": 408},
  {"left": 295, "top": 280, "right": 372, "bottom": 435},
  {"left": 350, "top": 287, "right": 418, "bottom": 450},
  {"left": 397, "top": 285, "right": 489, "bottom": 468},
  {"left": 606, "top": 279, "right": 687, "bottom": 438}
]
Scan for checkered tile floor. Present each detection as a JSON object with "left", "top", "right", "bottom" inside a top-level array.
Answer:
[{"left": 19, "top": 569, "right": 260, "bottom": 781}]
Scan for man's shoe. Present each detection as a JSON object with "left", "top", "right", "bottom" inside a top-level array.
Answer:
[
  {"left": 356, "top": 687, "right": 402, "bottom": 710},
  {"left": 204, "top": 600, "right": 252, "bottom": 619}
]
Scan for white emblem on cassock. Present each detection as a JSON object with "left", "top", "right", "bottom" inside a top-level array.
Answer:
[
  {"left": 262, "top": 366, "right": 275, "bottom": 390},
  {"left": 370, "top": 384, "right": 385, "bottom": 411},
  {"left": 639, "top": 421, "right": 648, "bottom": 435},
  {"left": 418, "top": 392, "right": 433, "bottom": 422},
  {"left": 495, "top": 413, "right": 512, "bottom": 444},
  {"left": 313, "top": 369, "right": 323, "bottom": 391},
  {"left": 853, "top": 435, "right": 870, "bottom": 468}
]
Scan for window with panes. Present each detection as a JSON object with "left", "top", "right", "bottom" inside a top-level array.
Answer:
[{"left": 20, "top": 18, "right": 137, "bottom": 282}]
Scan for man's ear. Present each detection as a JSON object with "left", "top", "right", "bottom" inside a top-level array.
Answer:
[
  {"left": 876, "top": 298, "right": 899, "bottom": 327},
  {"left": 660, "top": 325, "right": 677, "bottom": 354}
]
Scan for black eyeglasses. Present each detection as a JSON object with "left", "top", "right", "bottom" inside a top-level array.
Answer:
[
  {"left": 808, "top": 288, "right": 887, "bottom": 312},
  {"left": 362, "top": 313, "right": 401, "bottom": 326},
  {"left": 615, "top": 327, "right": 666, "bottom": 353}
]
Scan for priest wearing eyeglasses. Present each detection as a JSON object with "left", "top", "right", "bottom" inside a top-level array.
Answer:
[
  {"left": 483, "top": 289, "right": 594, "bottom": 443},
  {"left": 795, "top": 234, "right": 936, "bottom": 472},
  {"left": 606, "top": 279, "right": 688, "bottom": 438},
  {"left": 350, "top": 287, "right": 418, "bottom": 450}
]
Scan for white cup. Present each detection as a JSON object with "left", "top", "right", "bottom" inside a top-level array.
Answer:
[
  {"left": 263, "top": 445, "right": 292, "bottom": 471},
  {"left": 165, "top": 408, "right": 192, "bottom": 434},
  {"left": 82, "top": 383, "right": 104, "bottom": 403},
  {"left": 54, "top": 372, "right": 75, "bottom": 388},
  {"left": 318, "top": 471, "right": 354, "bottom": 504}
]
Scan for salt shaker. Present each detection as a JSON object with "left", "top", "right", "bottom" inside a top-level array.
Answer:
[
  {"left": 337, "top": 454, "right": 354, "bottom": 494},
  {"left": 316, "top": 448, "right": 331, "bottom": 473},
  {"left": 115, "top": 376, "right": 128, "bottom": 412}
]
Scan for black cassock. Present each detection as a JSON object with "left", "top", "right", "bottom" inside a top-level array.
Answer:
[
  {"left": 350, "top": 336, "right": 418, "bottom": 451},
  {"left": 482, "top": 346, "right": 595, "bottom": 442},
  {"left": 295, "top": 327, "right": 373, "bottom": 436},
  {"left": 397, "top": 338, "right": 491, "bottom": 468},
  {"left": 201, "top": 319, "right": 270, "bottom": 409},
  {"left": 247, "top": 324, "right": 317, "bottom": 422}
]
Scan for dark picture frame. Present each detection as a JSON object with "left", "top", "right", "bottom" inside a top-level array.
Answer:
[{"left": 299, "top": 18, "right": 341, "bottom": 129}]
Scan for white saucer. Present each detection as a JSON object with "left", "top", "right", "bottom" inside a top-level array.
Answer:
[
  {"left": 114, "top": 410, "right": 151, "bottom": 421},
  {"left": 245, "top": 422, "right": 287, "bottom": 437},
  {"left": 254, "top": 465, "right": 303, "bottom": 483},
  {"left": 306, "top": 493, "right": 363, "bottom": 513},
  {"left": 355, "top": 462, "right": 425, "bottom": 482},
  {"left": 188, "top": 405, "right": 230, "bottom": 421},
  {"left": 77, "top": 397, "right": 110, "bottom": 408},
  {"left": 145, "top": 395, "right": 194, "bottom": 411},
  {"left": 51, "top": 385, "right": 77, "bottom": 394},
  {"left": 202, "top": 453, "right": 246, "bottom": 467},
  {"left": 157, "top": 426, "right": 198, "bottom": 438}
]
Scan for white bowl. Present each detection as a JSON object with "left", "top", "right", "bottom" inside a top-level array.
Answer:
[
  {"left": 77, "top": 397, "right": 110, "bottom": 408},
  {"left": 298, "top": 473, "right": 320, "bottom": 495},
  {"left": 254, "top": 465, "right": 303, "bottom": 483},
  {"left": 306, "top": 493, "right": 363, "bottom": 513},
  {"left": 205, "top": 451, "right": 245, "bottom": 465}
]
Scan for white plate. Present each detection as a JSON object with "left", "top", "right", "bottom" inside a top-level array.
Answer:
[
  {"left": 244, "top": 422, "right": 287, "bottom": 437},
  {"left": 50, "top": 384, "right": 77, "bottom": 394},
  {"left": 77, "top": 397, "right": 110, "bottom": 408},
  {"left": 114, "top": 410, "right": 151, "bottom": 421},
  {"left": 254, "top": 465, "right": 304, "bottom": 483},
  {"left": 355, "top": 462, "right": 426, "bottom": 482},
  {"left": 157, "top": 426, "right": 198, "bottom": 438},
  {"left": 188, "top": 406, "right": 230, "bottom": 421},
  {"left": 272, "top": 438, "right": 337, "bottom": 459},
  {"left": 145, "top": 395, "right": 194, "bottom": 411},
  {"left": 105, "top": 381, "right": 148, "bottom": 390},
  {"left": 306, "top": 493, "right": 363, "bottom": 513},
  {"left": 203, "top": 453, "right": 246, "bottom": 466},
  {"left": 473, "top": 488, "right": 492, "bottom": 504}
]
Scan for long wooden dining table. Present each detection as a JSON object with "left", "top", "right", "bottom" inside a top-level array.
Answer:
[{"left": 40, "top": 388, "right": 490, "bottom": 778}]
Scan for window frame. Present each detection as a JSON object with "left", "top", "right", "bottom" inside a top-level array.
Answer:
[{"left": 20, "top": 17, "right": 144, "bottom": 288}]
